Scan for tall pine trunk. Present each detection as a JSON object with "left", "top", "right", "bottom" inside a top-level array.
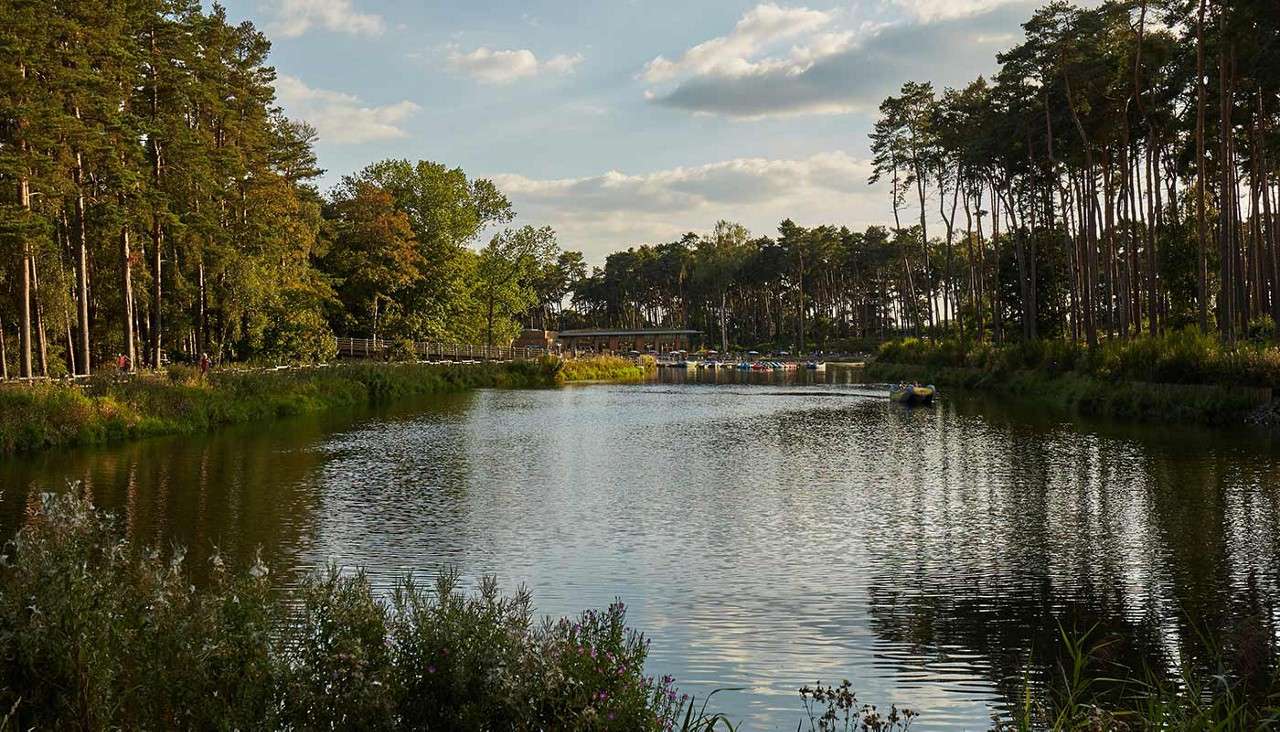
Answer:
[
  {"left": 1195, "top": 0, "right": 1209, "bottom": 331},
  {"left": 120, "top": 195, "right": 136, "bottom": 367},
  {"left": 73, "top": 148, "right": 92, "bottom": 374},
  {"left": 18, "top": 176, "right": 33, "bottom": 379}
]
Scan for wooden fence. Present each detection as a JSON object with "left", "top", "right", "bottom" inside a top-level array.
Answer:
[{"left": 334, "top": 337, "right": 549, "bottom": 362}]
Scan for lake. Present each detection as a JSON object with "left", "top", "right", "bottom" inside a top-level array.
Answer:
[{"left": 3, "top": 368, "right": 1279, "bottom": 730}]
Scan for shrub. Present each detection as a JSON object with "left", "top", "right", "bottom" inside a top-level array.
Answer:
[
  {"left": 0, "top": 493, "right": 727, "bottom": 731},
  {"left": 166, "top": 363, "right": 202, "bottom": 385}
]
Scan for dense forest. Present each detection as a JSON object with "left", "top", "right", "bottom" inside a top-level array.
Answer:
[
  {"left": 3, "top": 0, "right": 1280, "bottom": 375},
  {"left": 0, "top": 1, "right": 579, "bottom": 377},
  {"left": 571, "top": 0, "right": 1280, "bottom": 354}
]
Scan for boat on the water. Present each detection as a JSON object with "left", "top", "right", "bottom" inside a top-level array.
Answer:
[
  {"left": 805, "top": 361, "right": 826, "bottom": 370},
  {"left": 890, "top": 384, "right": 936, "bottom": 406}
]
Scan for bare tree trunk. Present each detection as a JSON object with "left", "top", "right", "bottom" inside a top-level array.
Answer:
[
  {"left": 196, "top": 259, "right": 206, "bottom": 356},
  {"left": 151, "top": 216, "right": 163, "bottom": 368},
  {"left": 18, "top": 177, "right": 33, "bottom": 379},
  {"left": 1218, "top": 39, "right": 1235, "bottom": 342},
  {"left": 30, "top": 255, "right": 48, "bottom": 377},
  {"left": 1103, "top": 150, "right": 1118, "bottom": 338},
  {"left": 1196, "top": 0, "right": 1209, "bottom": 331},
  {"left": 73, "top": 150, "right": 92, "bottom": 374},
  {"left": 0, "top": 316, "right": 8, "bottom": 380},
  {"left": 120, "top": 204, "right": 136, "bottom": 367},
  {"left": 55, "top": 214, "right": 76, "bottom": 375}
]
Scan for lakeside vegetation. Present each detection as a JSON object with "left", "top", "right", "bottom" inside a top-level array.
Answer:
[
  {"left": 869, "top": 330, "right": 1280, "bottom": 421},
  {"left": 5, "top": 493, "right": 1278, "bottom": 731},
  {"left": 0, "top": 493, "right": 736, "bottom": 731},
  {"left": 0, "top": 355, "right": 655, "bottom": 455},
  {"left": 557, "top": 354, "right": 656, "bottom": 383}
]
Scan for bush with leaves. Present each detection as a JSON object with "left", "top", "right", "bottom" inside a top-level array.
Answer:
[{"left": 0, "top": 492, "right": 732, "bottom": 731}]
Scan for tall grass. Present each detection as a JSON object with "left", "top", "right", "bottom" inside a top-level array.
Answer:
[
  {"left": 990, "top": 622, "right": 1280, "bottom": 731},
  {"left": 0, "top": 492, "right": 735, "bottom": 731},
  {"left": 876, "top": 329, "right": 1280, "bottom": 387},
  {"left": 871, "top": 331, "right": 1280, "bottom": 421},
  {"left": 0, "top": 360, "right": 561, "bottom": 455},
  {"left": 556, "top": 355, "right": 655, "bottom": 383}
]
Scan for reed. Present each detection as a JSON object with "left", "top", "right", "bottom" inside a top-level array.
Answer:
[{"left": 555, "top": 355, "right": 655, "bottom": 383}]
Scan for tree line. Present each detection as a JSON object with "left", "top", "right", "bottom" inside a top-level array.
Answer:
[
  {"left": 569, "top": 0, "right": 1280, "bottom": 353},
  {"left": 6, "top": 0, "right": 1278, "bottom": 373},
  {"left": 0, "top": 1, "right": 576, "bottom": 378}
]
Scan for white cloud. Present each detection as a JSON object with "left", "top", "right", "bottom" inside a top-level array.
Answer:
[
  {"left": 492, "top": 152, "right": 885, "bottom": 260},
  {"left": 275, "top": 75, "right": 420, "bottom": 144},
  {"left": 269, "top": 0, "right": 385, "bottom": 38},
  {"left": 640, "top": 3, "right": 844, "bottom": 83},
  {"left": 644, "top": 1, "right": 1037, "bottom": 119},
  {"left": 447, "top": 46, "right": 584, "bottom": 84},
  {"left": 544, "top": 53, "right": 586, "bottom": 74},
  {"left": 889, "top": 0, "right": 1025, "bottom": 22}
]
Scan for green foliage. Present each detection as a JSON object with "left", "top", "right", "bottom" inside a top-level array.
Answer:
[
  {"left": 877, "top": 330, "right": 1280, "bottom": 388},
  {"left": 0, "top": 493, "right": 727, "bottom": 731},
  {"left": 0, "top": 493, "right": 281, "bottom": 730},
  {"left": 989, "top": 621, "right": 1280, "bottom": 731},
  {"left": 0, "top": 361, "right": 561, "bottom": 454},
  {"left": 872, "top": 332, "right": 1280, "bottom": 422},
  {"left": 556, "top": 356, "right": 654, "bottom": 383}
]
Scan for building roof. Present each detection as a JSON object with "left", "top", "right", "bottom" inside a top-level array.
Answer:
[{"left": 558, "top": 328, "right": 701, "bottom": 338}]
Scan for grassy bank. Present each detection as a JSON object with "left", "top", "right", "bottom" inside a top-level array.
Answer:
[
  {"left": 556, "top": 355, "right": 655, "bottom": 383},
  {"left": 0, "top": 360, "right": 560, "bottom": 455},
  {"left": 869, "top": 331, "right": 1279, "bottom": 422}
]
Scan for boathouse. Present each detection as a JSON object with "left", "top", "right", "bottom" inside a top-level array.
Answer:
[{"left": 556, "top": 328, "right": 701, "bottom": 354}]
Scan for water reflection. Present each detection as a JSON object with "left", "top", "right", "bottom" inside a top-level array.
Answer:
[{"left": 2, "top": 381, "right": 1279, "bottom": 729}]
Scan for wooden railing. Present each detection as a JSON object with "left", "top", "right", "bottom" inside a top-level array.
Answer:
[{"left": 334, "top": 337, "right": 549, "bottom": 362}]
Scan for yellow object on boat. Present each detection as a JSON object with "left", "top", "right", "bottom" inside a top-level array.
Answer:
[{"left": 890, "top": 384, "right": 936, "bottom": 405}]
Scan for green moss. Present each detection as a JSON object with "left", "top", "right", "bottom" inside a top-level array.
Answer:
[{"left": 0, "top": 361, "right": 562, "bottom": 455}]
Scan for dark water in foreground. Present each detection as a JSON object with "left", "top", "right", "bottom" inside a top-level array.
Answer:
[{"left": 3, "top": 368, "right": 1280, "bottom": 729}]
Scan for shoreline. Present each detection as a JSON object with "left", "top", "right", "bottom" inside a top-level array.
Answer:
[
  {"left": 0, "top": 357, "right": 652, "bottom": 456},
  {"left": 865, "top": 360, "right": 1275, "bottom": 425}
]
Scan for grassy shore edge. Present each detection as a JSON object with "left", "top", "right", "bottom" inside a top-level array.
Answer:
[
  {"left": 866, "top": 361, "right": 1273, "bottom": 423},
  {"left": 0, "top": 356, "right": 654, "bottom": 456}
]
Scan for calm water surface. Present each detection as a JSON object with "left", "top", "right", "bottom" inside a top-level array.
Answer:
[{"left": 4, "top": 368, "right": 1280, "bottom": 729}]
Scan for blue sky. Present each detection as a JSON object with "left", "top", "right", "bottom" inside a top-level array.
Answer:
[{"left": 217, "top": 0, "right": 1041, "bottom": 262}]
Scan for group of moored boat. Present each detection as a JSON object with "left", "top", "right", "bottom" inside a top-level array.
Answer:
[
  {"left": 652, "top": 353, "right": 936, "bottom": 405},
  {"left": 657, "top": 359, "right": 826, "bottom": 371}
]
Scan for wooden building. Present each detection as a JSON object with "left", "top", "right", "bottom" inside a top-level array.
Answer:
[{"left": 556, "top": 328, "right": 701, "bottom": 354}]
